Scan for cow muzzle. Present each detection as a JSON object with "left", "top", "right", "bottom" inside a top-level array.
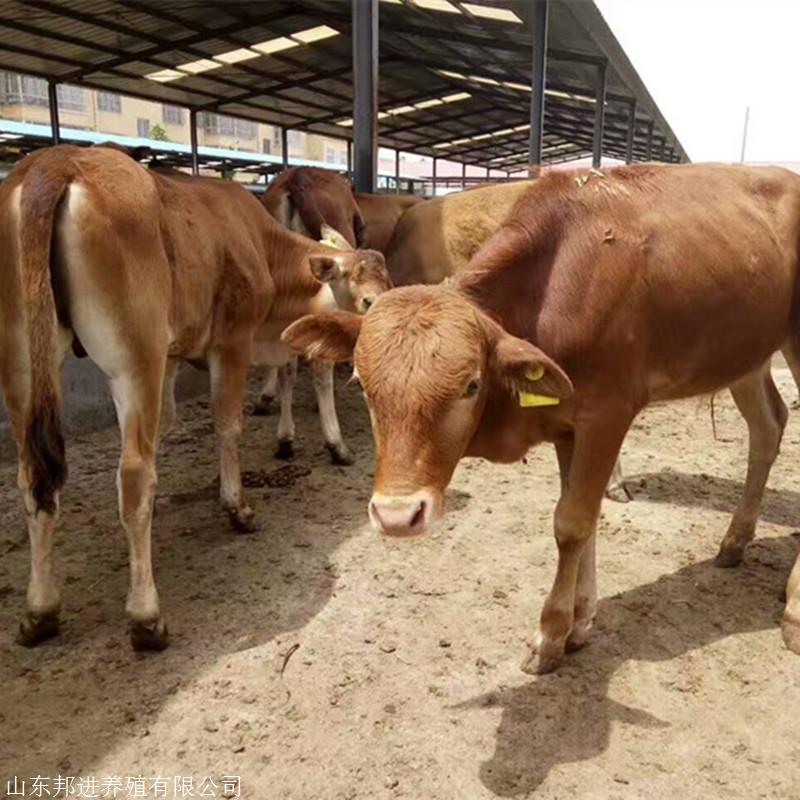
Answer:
[{"left": 369, "top": 490, "right": 439, "bottom": 538}]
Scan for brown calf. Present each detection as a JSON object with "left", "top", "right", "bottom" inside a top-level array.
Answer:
[
  {"left": 284, "top": 163, "right": 800, "bottom": 672},
  {"left": 0, "top": 145, "right": 387, "bottom": 650},
  {"left": 255, "top": 168, "right": 390, "bottom": 460}
]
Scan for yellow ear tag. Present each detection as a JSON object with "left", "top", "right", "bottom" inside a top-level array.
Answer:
[{"left": 519, "top": 365, "right": 559, "bottom": 407}]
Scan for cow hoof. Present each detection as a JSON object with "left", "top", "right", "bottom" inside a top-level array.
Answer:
[
  {"left": 782, "top": 616, "right": 800, "bottom": 654},
  {"left": 228, "top": 506, "right": 260, "bottom": 533},
  {"left": 326, "top": 443, "right": 354, "bottom": 466},
  {"left": 130, "top": 618, "right": 169, "bottom": 652},
  {"left": 17, "top": 612, "right": 60, "bottom": 647},
  {"left": 275, "top": 440, "right": 295, "bottom": 460},
  {"left": 714, "top": 546, "right": 744, "bottom": 569},
  {"left": 565, "top": 622, "right": 592, "bottom": 652},
  {"left": 521, "top": 636, "right": 564, "bottom": 675},
  {"left": 252, "top": 396, "right": 275, "bottom": 416},
  {"left": 605, "top": 482, "right": 632, "bottom": 503}
]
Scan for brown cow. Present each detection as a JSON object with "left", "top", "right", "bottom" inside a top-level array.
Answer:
[
  {"left": 254, "top": 167, "right": 386, "bottom": 462},
  {"left": 0, "top": 145, "right": 387, "bottom": 650},
  {"left": 284, "top": 163, "right": 800, "bottom": 673},
  {"left": 355, "top": 192, "right": 425, "bottom": 254},
  {"left": 262, "top": 166, "right": 365, "bottom": 248},
  {"left": 330, "top": 180, "right": 632, "bottom": 501}
]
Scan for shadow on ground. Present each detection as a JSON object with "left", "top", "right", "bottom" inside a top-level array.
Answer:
[
  {"left": 459, "top": 531, "right": 798, "bottom": 796},
  {"left": 0, "top": 374, "right": 375, "bottom": 777}
]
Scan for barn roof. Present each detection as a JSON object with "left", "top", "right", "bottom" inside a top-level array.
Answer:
[{"left": 0, "top": 0, "right": 688, "bottom": 171}]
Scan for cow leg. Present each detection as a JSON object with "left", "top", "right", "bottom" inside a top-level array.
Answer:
[
  {"left": 781, "top": 343, "right": 800, "bottom": 409},
  {"left": 9, "top": 327, "right": 72, "bottom": 646},
  {"left": 554, "top": 437, "right": 598, "bottom": 653},
  {"left": 210, "top": 345, "right": 259, "bottom": 532},
  {"left": 159, "top": 358, "right": 179, "bottom": 440},
  {"left": 604, "top": 457, "right": 632, "bottom": 503},
  {"left": 110, "top": 367, "right": 168, "bottom": 651},
  {"left": 783, "top": 548, "right": 800, "bottom": 654},
  {"left": 274, "top": 359, "right": 297, "bottom": 460},
  {"left": 716, "top": 363, "right": 786, "bottom": 568},
  {"left": 17, "top": 464, "right": 62, "bottom": 646},
  {"left": 253, "top": 366, "right": 278, "bottom": 416},
  {"left": 524, "top": 415, "right": 630, "bottom": 674},
  {"left": 312, "top": 360, "right": 354, "bottom": 466}
]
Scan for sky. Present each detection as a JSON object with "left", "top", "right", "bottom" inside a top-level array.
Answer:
[{"left": 596, "top": 0, "right": 800, "bottom": 164}]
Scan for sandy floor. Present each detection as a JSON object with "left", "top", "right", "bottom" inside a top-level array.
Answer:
[{"left": 1, "top": 364, "right": 799, "bottom": 799}]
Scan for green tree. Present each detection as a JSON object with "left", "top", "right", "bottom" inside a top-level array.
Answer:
[{"left": 150, "top": 123, "right": 169, "bottom": 142}]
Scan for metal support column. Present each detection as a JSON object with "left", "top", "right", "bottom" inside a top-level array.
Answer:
[
  {"left": 395, "top": 148, "right": 400, "bottom": 193},
  {"left": 625, "top": 99, "right": 636, "bottom": 164},
  {"left": 347, "top": 140, "right": 353, "bottom": 178},
  {"left": 47, "top": 81, "right": 60, "bottom": 145},
  {"left": 592, "top": 61, "right": 607, "bottom": 168},
  {"left": 645, "top": 120, "right": 654, "bottom": 161},
  {"left": 528, "top": 0, "right": 549, "bottom": 173},
  {"left": 658, "top": 137, "right": 665, "bottom": 162},
  {"left": 432, "top": 157, "right": 437, "bottom": 196},
  {"left": 281, "top": 127, "right": 289, "bottom": 169},
  {"left": 189, "top": 109, "right": 199, "bottom": 176},
  {"left": 352, "top": 0, "right": 378, "bottom": 193},
  {"left": 461, "top": 161, "right": 466, "bottom": 191}
]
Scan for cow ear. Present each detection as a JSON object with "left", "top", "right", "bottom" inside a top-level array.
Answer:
[
  {"left": 320, "top": 224, "right": 354, "bottom": 251},
  {"left": 281, "top": 311, "right": 362, "bottom": 362},
  {"left": 309, "top": 254, "right": 344, "bottom": 283},
  {"left": 491, "top": 331, "right": 573, "bottom": 402}
]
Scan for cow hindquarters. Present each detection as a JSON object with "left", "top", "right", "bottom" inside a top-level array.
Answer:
[
  {"left": 715, "top": 362, "right": 786, "bottom": 568},
  {"left": 312, "top": 360, "right": 353, "bottom": 465},
  {"left": 524, "top": 412, "right": 632, "bottom": 675}
]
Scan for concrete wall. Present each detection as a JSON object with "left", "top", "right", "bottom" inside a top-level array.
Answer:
[{"left": 0, "top": 356, "right": 208, "bottom": 460}]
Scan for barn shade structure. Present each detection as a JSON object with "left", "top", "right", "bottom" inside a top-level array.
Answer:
[{"left": 0, "top": 0, "right": 687, "bottom": 190}]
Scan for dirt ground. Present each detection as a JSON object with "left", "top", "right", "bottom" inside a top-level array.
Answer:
[{"left": 1, "top": 362, "right": 800, "bottom": 800}]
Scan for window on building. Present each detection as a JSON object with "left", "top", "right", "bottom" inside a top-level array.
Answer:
[
  {"left": 97, "top": 91, "right": 121, "bottom": 112},
  {"left": 162, "top": 104, "right": 184, "bottom": 125},
  {"left": 137, "top": 118, "right": 150, "bottom": 138},
  {"left": 200, "top": 113, "right": 256, "bottom": 140},
  {"left": 0, "top": 71, "right": 48, "bottom": 106},
  {"left": 262, "top": 138, "right": 271, "bottom": 154},
  {"left": 56, "top": 84, "right": 85, "bottom": 112}
]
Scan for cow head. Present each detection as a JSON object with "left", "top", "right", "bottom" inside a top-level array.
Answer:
[
  {"left": 282, "top": 285, "right": 572, "bottom": 536},
  {"left": 310, "top": 230, "right": 392, "bottom": 313}
]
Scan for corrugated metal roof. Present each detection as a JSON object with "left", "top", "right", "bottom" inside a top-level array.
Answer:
[{"left": 0, "top": 0, "right": 688, "bottom": 170}]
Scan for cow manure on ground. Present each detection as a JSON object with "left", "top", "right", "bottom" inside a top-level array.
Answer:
[{"left": 242, "top": 464, "right": 312, "bottom": 489}]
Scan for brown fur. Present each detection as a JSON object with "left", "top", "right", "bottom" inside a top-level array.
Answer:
[
  {"left": 0, "top": 145, "right": 387, "bottom": 648},
  {"left": 354, "top": 192, "right": 424, "bottom": 254},
  {"left": 263, "top": 167, "right": 364, "bottom": 247},
  {"left": 17, "top": 153, "right": 71, "bottom": 512},
  {"left": 284, "top": 162, "right": 800, "bottom": 667},
  {"left": 383, "top": 181, "right": 532, "bottom": 285}
]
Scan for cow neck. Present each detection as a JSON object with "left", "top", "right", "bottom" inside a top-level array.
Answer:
[
  {"left": 455, "top": 230, "right": 555, "bottom": 342},
  {"left": 454, "top": 178, "right": 566, "bottom": 341},
  {"left": 262, "top": 220, "right": 327, "bottom": 309}
]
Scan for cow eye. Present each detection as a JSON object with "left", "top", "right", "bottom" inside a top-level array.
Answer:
[{"left": 464, "top": 379, "right": 480, "bottom": 398}]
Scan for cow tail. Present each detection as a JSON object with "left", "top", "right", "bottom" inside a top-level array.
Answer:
[{"left": 19, "top": 163, "right": 70, "bottom": 513}]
